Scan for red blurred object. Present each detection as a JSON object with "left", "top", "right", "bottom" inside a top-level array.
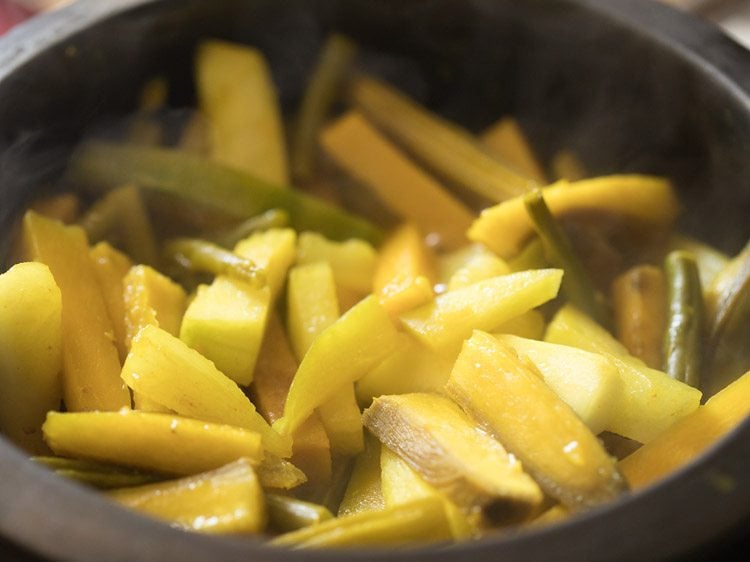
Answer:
[{"left": 0, "top": 1, "right": 35, "bottom": 34}]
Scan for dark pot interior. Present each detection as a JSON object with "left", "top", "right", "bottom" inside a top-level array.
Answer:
[{"left": 0, "top": 0, "right": 749, "bottom": 560}]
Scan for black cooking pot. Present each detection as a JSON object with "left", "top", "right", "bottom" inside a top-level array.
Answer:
[{"left": 0, "top": 0, "right": 749, "bottom": 560}]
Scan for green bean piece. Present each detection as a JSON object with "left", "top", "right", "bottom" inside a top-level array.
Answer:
[
  {"left": 32, "top": 456, "right": 163, "bottom": 489},
  {"left": 270, "top": 496, "right": 453, "bottom": 548},
  {"left": 66, "top": 142, "right": 383, "bottom": 245},
  {"left": 523, "top": 189, "right": 609, "bottom": 326},
  {"left": 163, "top": 237, "right": 266, "bottom": 287},
  {"left": 79, "top": 184, "right": 159, "bottom": 266},
  {"left": 209, "top": 208, "right": 290, "bottom": 249},
  {"left": 291, "top": 34, "right": 358, "bottom": 183},
  {"left": 663, "top": 250, "right": 704, "bottom": 388},
  {"left": 266, "top": 494, "right": 334, "bottom": 533}
]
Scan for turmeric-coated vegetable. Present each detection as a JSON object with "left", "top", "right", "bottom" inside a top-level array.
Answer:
[{"left": 446, "top": 331, "right": 627, "bottom": 510}]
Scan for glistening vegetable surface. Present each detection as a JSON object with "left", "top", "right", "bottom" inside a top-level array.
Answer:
[{"left": 1, "top": 28, "right": 749, "bottom": 551}]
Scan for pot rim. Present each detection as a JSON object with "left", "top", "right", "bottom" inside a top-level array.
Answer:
[{"left": 0, "top": 1, "right": 749, "bottom": 561}]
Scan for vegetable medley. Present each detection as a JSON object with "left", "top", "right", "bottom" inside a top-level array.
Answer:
[{"left": 1, "top": 34, "right": 750, "bottom": 548}]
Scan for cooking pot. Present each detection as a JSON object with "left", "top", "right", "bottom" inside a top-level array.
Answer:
[{"left": 0, "top": 0, "right": 749, "bottom": 560}]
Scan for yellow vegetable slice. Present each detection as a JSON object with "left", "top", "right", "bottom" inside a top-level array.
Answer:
[
  {"left": 89, "top": 241, "right": 132, "bottom": 362},
  {"left": 121, "top": 324, "right": 291, "bottom": 458},
  {"left": 495, "top": 334, "right": 622, "bottom": 434},
  {"left": 274, "top": 295, "right": 399, "bottom": 437},
  {"left": 545, "top": 305, "right": 702, "bottom": 443},
  {"left": 480, "top": 117, "right": 547, "bottom": 185},
  {"left": 468, "top": 175, "right": 679, "bottom": 259},
  {"left": 43, "top": 410, "right": 263, "bottom": 476},
  {"left": 295, "top": 230, "right": 377, "bottom": 296},
  {"left": 109, "top": 458, "right": 267, "bottom": 534},
  {"left": 271, "top": 495, "right": 454, "bottom": 548},
  {"left": 19, "top": 211, "right": 130, "bottom": 412},
  {"left": 320, "top": 111, "right": 474, "bottom": 250},
  {"left": 363, "top": 393, "right": 543, "bottom": 521},
  {"left": 233, "top": 227, "right": 297, "bottom": 302},
  {"left": 196, "top": 39, "right": 288, "bottom": 185},
  {"left": 399, "top": 269, "right": 563, "bottom": 358},
  {"left": 317, "top": 385, "right": 364, "bottom": 457},
  {"left": 338, "top": 434, "right": 385, "bottom": 517},
  {"left": 379, "top": 447, "right": 475, "bottom": 540},
  {"left": 0, "top": 262, "right": 62, "bottom": 453},
  {"left": 445, "top": 331, "right": 627, "bottom": 510},
  {"left": 123, "top": 264, "right": 186, "bottom": 349},
  {"left": 619, "top": 370, "right": 750, "bottom": 489},
  {"left": 373, "top": 223, "right": 436, "bottom": 316}
]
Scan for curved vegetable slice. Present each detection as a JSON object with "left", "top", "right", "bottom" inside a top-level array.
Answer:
[
  {"left": 399, "top": 268, "right": 562, "bottom": 358},
  {"left": 445, "top": 331, "right": 627, "bottom": 511},
  {"left": 363, "top": 393, "right": 543, "bottom": 522},
  {"left": 0, "top": 262, "right": 62, "bottom": 453},
  {"left": 65, "top": 142, "right": 382, "bottom": 244},
  {"left": 273, "top": 296, "right": 399, "bottom": 437},
  {"left": 42, "top": 410, "right": 263, "bottom": 476},
  {"left": 109, "top": 457, "right": 267, "bottom": 534},
  {"left": 270, "top": 496, "right": 454, "bottom": 548},
  {"left": 468, "top": 175, "right": 679, "bottom": 259},
  {"left": 267, "top": 494, "right": 334, "bottom": 533},
  {"left": 545, "top": 305, "right": 702, "bottom": 443},
  {"left": 121, "top": 325, "right": 291, "bottom": 457}
]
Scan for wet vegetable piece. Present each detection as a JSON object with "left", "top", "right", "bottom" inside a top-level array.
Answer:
[
  {"left": 495, "top": 334, "right": 621, "bottom": 435},
  {"left": 350, "top": 74, "right": 534, "bottom": 202},
  {"left": 363, "top": 393, "right": 543, "bottom": 521},
  {"left": 469, "top": 175, "right": 679, "bottom": 259},
  {"left": 546, "top": 305, "right": 702, "bottom": 443},
  {"left": 121, "top": 324, "right": 291, "bottom": 457},
  {"left": 611, "top": 264, "right": 667, "bottom": 369},
  {"left": 66, "top": 142, "right": 382, "bottom": 244},
  {"left": 338, "top": 433, "right": 385, "bottom": 517},
  {"left": 42, "top": 410, "right": 263, "bottom": 476},
  {"left": 109, "top": 457, "right": 267, "bottom": 534},
  {"left": 445, "top": 331, "right": 627, "bottom": 510},
  {"left": 399, "top": 268, "right": 562, "bottom": 358},
  {"left": 0, "top": 263, "right": 62, "bottom": 454},
  {"left": 480, "top": 117, "right": 548, "bottom": 185},
  {"left": 662, "top": 251, "right": 704, "bottom": 388},
  {"left": 33, "top": 456, "right": 163, "bottom": 489},
  {"left": 197, "top": 40, "right": 288, "bottom": 185},
  {"left": 19, "top": 211, "right": 130, "bottom": 412},
  {"left": 321, "top": 111, "right": 474, "bottom": 250},
  {"left": 271, "top": 495, "right": 454, "bottom": 548},
  {"left": 274, "top": 295, "right": 399, "bottom": 437},
  {"left": 267, "top": 493, "right": 334, "bottom": 533},
  {"left": 619, "top": 369, "right": 750, "bottom": 488}
]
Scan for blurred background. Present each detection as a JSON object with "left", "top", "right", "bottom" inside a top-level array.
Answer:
[{"left": 1, "top": 0, "right": 750, "bottom": 48}]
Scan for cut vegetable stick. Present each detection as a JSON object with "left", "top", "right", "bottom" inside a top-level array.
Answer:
[
  {"left": 43, "top": 410, "right": 263, "bottom": 476},
  {"left": 267, "top": 494, "right": 333, "bottom": 533},
  {"left": 468, "top": 175, "right": 679, "bottom": 259},
  {"left": 400, "top": 269, "right": 563, "bottom": 358},
  {"left": 233, "top": 227, "right": 297, "bottom": 302},
  {"left": 271, "top": 495, "right": 454, "bottom": 548},
  {"left": 121, "top": 325, "right": 291, "bottom": 458},
  {"left": 373, "top": 223, "right": 436, "bottom": 316},
  {"left": 0, "top": 262, "right": 62, "bottom": 454},
  {"left": 274, "top": 296, "right": 399, "bottom": 437},
  {"left": 123, "top": 264, "right": 186, "bottom": 349},
  {"left": 380, "top": 446, "right": 475, "bottom": 540},
  {"left": 109, "top": 458, "right": 266, "bottom": 534},
  {"left": 611, "top": 265, "right": 667, "bottom": 369},
  {"left": 619, "top": 370, "right": 750, "bottom": 489},
  {"left": 89, "top": 241, "right": 132, "bottom": 362},
  {"left": 338, "top": 433, "right": 385, "bottom": 517},
  {"left": 495, "top": 334, "right": 622, "bottom": 434},
  {"left": 492, "top": 310, "right": 546, "bottom": 340},
  {"left": 250, "top": 314, "right": 332, "bottom": 495},
  {"left": 19, "top": 211, "right": 130, "bottom": 412},
  {"left": 30, "top": 192, "right": 80, "bottom": 224},
  {"left": 446, "top": 331, "right": 627, "bottom": 510},
  {"left": 350, "top": 74, "right": 534, "bottom": 202},
  {"left": 317, "top": 385, "right": 364, "bottom": 457},
  {"left": 545, "top": 305, "right": 702, "bottom": 443},
  {"left": 321, "top": 111, "right": 474, "bottom": 250},
  {"left": 480, "top": 117, "right": 547, "bottom": 185},
  {"left": 197, "top": 39, "right": 288, "bottom": 185},
  {"left": 363, "top": 393, "right": 543, "bottom": 521}
]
